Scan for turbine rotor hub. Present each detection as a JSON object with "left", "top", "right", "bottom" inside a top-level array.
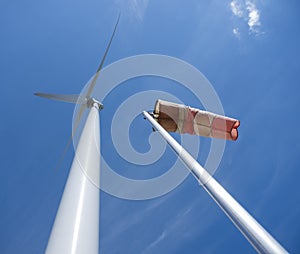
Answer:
[{"left": 87, "top": 97, "right": 103, "bottom": 110}]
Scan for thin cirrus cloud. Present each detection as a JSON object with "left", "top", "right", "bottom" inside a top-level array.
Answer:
[
  {"left": 114, "top": 0, "right": 149, "bottom": 21},
  {"left": 230, "top": 0, "right": 244, "bottom": 18},
  {"left": 233, "top": 27, "right": 241, "bottom": 39},
  {"left": 230, "top": 0, "right": 262, "bottom": 37}
]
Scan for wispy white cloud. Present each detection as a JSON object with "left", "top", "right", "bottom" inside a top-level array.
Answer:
[
  {"left": 130, "top": 0, "right": 149, "bottom": 21},
  {"left": 143, "top": 200, "right": 211, "bottom": 253},
  {"left": 233, "top": 27, "right": 241, "bottom": 39},
  {"left": 145, "top": 231, "right": 167, "bottom": 251},
  {"left": 114, "top": 0, "right": 149, "bottom": 22},
  {"left": 230, "top": 0, "right": 244, "bottom": 18},
  {"left": 246, "top": 1, "right": 261, "bottom": 34},
  {"left": 229, "top": 0, "right": 262, "bottom": 36}
]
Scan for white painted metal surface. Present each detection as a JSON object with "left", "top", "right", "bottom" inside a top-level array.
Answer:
[
  {"left": 143, "top": 111, "right": 288, "bottom": 254},
  {"left": 46, "top": 104, "right": 100, "bottom": 254}
]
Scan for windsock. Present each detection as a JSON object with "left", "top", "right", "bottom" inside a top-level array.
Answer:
[{"left": 153, "top": 99, "right": 240, "bottom": 141}]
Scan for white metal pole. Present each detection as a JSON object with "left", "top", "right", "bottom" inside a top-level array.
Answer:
[
  {"left": 143, "top": 111, "right": 288, "bottom": 254},
  {"left": 46, "top": 103, "right": 101, "bottom": 254}
]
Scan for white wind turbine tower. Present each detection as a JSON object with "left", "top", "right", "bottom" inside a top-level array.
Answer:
[{"left": 35, "top": 15, "right": 120, "bottom": 254}]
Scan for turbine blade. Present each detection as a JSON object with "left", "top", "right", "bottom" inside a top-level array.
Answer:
[
  {"left": 73, "top": 104, "right": 86, "bottom": 135},
  {"left": 34, "top": 93, "right": 87, "bottom": 104},
  {"left": 55, "top": 104, "right": 87, "bottom": 170},
  {"left": 55, "top": 132, "right": 74, "bottom": 171},
  {"left": 54, "top": 14, "right": 120, "bottom": 170},
  {"left": 86, "top": 13, "right": 120, "bottom": 98}
]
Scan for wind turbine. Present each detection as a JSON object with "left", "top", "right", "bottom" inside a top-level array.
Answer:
[{"left": 35, "top": 15, "right": 120, "bottom": 254}]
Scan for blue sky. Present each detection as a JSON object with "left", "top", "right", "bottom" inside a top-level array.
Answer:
[{"left": 1, "top": 0, "right": 300, "bottom": 253}]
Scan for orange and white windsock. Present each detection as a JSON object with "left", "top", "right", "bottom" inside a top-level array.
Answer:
[{"left": 153, "top": 99, "right": 240, "bottom": 141}]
